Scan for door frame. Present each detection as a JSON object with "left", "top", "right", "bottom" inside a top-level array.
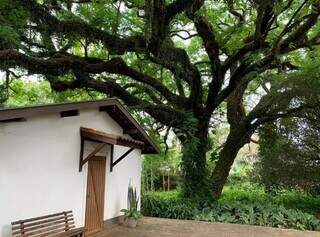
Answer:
[{"left": 84, "top": 156, "right": 106, "bottom": 235}]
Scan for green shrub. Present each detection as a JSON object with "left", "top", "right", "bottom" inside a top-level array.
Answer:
[
  {"left": 221, "top": 183, "right": 320, "bottom": 215},
  {"left": 220, "top": 183, "right": 269, "bottom": 204},
  {"left": 141, "top": 190, "right": 320, "bottom": 231},
  {"left": 141, "top": 191, "right": 198, "bottom": 219}
]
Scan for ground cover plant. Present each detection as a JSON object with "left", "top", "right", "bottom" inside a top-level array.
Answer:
[
  {"left": 141, "top": 184, "right": 320, "bottom": 231},
  {"left": 220, "top": 184, "right": 320, "bottom": 216}
]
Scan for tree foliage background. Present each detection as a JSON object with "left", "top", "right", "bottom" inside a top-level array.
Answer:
[
  {"left": 257, "top": 110, "right": 320, "bottom": 194},
  {"left": 1, "top": 0, "right": 320, "bottom": 199}
]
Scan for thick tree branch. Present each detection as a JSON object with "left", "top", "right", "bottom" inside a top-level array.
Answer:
[
  {"left": 272, "top": 0, "right": 309, "bottom": 51},
  {"left": 246, "top": 84, "right": 320, "bottom": 129},
  {"left": 194, "top": 16, "right": 221, "bottom": 77},
  {"left": 254, "top": 2, "right": 275, "bottom": 43},
  {"left": 51, "top": 75, "right": 187, "bottom": 128},
  {"left": 251, "top": 104, "right": 319, "bottom": 128},
  {"left": 20, "top": 0, "right": 146, "bottom": 55},
  {"left": 193, "top": 15, "right": 225, "bottom": 114},
  {"left": 278, "top": 2, "right": 320, "bottom": 52},
  {"left": 211, "top": 54, "right": 275, "bottom": 111},
  {"left": 222, "top": 3, "right": 275, "bottom": 73},
  {"left": 123, "top": 83, "right": 163, "bottom": 105},
  {"left": 0, "top": 49, "right": 184, "bottom": 104},
  {"left": 165, "top": 0, "right": 204, "bottom": 22},
  {"left": 222, "top": 41, "right": 264, "bottom": 72},
  {"left": 213, "top": 17, "right": 319, "bottom": 111}
]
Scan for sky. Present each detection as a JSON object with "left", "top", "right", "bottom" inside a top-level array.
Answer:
[{"left": 0, "top": 71, "right": 39, "bottom": 83}]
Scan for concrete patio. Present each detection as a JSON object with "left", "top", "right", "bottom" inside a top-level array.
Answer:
[{"left": 99, "top": 217, "right": 320, "bottom": 237}]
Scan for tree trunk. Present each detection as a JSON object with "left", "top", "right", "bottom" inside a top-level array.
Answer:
[
  {"left": 211, "top": 127, "right": 250, "bottom": 199},
  {"left": 162, "top": 174, "right": 165, "bottom": 191},
  {"left": 180, "top": 119, "right": 211, "bottom": 200},
  {"left": 179, "top": 113, "right": 251, "bottom": 200},
  {"left": 151, "top": 169, "right": 154, "bottom": 191},
  {"left": 167, "top": 173, "right": 170, "bottom": 191}
]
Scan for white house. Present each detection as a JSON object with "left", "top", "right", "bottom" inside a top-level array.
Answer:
[{"left": 0, "top": 99, "right": 159, "bottom": 237}]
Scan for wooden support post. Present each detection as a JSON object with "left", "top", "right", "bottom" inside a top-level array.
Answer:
[
  {"left": 110, "top": 144, "right": 114, "bottom": 172},
  {"left": 79, "top": 137, "right": 85, "bottom": 172}
]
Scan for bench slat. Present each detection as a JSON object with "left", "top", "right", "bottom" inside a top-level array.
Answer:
[
  {"left": 12, "top": 215, "right": 73, "bottom": 230},
  {"left": 11, "top": 211, "right": 84, "bottom": 237},
  {"left": 29, "top": 226, "right": 74, "bottom": 237},
  {"left": 12, "top": 211, "right": 72, "bottom": 225},
  {"left": 20, "top": 224, "right": 75, "bottom": 237},
  {"left": 13, "top": 226, "right": 76, "bottom": 237},
  {"left": 12, "top": 220, "right": 75, "bottom": 235}
]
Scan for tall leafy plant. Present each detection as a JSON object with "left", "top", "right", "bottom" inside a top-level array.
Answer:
[{"left": 121, "top": 184, "right": 141, "bottom": 220}]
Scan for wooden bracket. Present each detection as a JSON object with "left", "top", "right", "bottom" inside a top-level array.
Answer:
[
  {"left": 79, "top": 131, "right": 136, "bottom": 172},
  {"left": 79, "top": 138, "right": 106, "bottom": 172},
  {"left": 110, "top": 145, "right": 134, "bottom": 172}
]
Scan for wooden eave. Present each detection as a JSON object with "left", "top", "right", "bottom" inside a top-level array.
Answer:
[
  {"left": 79, "top": 127, "right": 144, "bottom": 172},
  {"left": 80, "top": 127, "right": 144, "bottom": 150},
  {"left": 99, "top": 103, "right": 160, "bottom": 154}
]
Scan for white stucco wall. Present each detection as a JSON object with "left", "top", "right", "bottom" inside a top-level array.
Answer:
[
  {"left": 104, "top": 147, "right": 142, "bottom": 220},
  {"left": 0, "top": 109, "right": 142, "bottom": 237}
]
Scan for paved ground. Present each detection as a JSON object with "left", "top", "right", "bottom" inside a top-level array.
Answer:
[{"left": 101, "top": 217, "right": 320, "bottom": 237}]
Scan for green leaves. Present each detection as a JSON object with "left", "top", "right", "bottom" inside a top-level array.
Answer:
[
  {"left": 0, "top": 83, "right": 8, "bottom": 106},
  {"left": 3, "top": 79, "right": 104, "bottom": 108},
  {"left": 78, "top": 1, "right": 114, "bottom": 28},
  {"left": 141, "top": 191, "right": 197, "bottom": 219},
  {"left": 129, "top": 0, "right": 145, "bottom": 8},
  {"left": 0, "top": 0, "right": 29, "bottom": 48},
  {"left": 0, "top": 26, "right": 20, "bottom": 48},
  {"left": 121, "top": 184, "right": 141, "bottom": 220},
  {"left": 256, "top": 59, "right": 320, "bottom": 193},
  {"left": 142, "top": 189, "right": 320, "bottom": 231}
]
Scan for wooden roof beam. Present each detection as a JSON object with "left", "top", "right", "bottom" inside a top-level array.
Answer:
[
  {"left": 80, "top": 127, "right": 144, "bottom": 150},
  {"left": 123, "top": 128, "right": 139, "bottom": 135}
]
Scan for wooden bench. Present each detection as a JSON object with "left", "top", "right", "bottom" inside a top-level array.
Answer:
[{"left": 11, "top": 211, "right": 85, "bottom": 237}]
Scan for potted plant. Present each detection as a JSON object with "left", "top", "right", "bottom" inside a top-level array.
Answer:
[{"left": 121, "top": 184, "right": 141, "bottom": 228}]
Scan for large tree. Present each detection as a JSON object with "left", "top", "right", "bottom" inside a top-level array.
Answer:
[{"left": 1, "top": 0, "right": 320, "bottom": 199}]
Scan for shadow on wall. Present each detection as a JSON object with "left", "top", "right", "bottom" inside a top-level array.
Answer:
[{"left": 2, "top": 224, "right": 11, "bottom": 237}]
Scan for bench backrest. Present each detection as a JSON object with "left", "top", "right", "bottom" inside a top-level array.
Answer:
[{"left": 12, "top": 211, "right": 75, "bottom": 237}]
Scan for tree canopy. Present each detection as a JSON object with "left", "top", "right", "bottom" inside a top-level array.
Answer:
[{"left": 1, "top": 0, "right": 320, "bottom": 199}]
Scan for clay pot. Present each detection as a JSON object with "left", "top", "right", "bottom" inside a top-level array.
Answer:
[{"left": 126, "top": 217, "right": 138, "bottom": 228}]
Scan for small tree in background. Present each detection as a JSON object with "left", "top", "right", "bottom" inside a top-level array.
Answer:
[{"left": 142, "top": 147, "right": 181, "bottom": 192}]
